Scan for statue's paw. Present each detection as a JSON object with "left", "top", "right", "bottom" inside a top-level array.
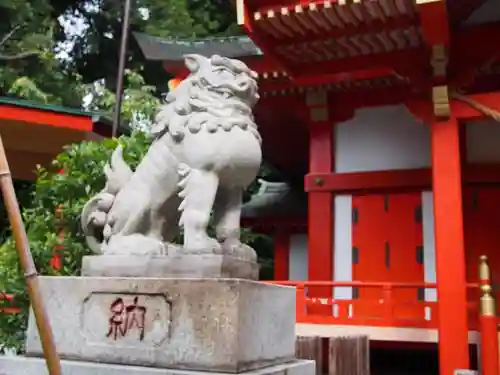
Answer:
[
  {"left": 222, "top": 239, "right": 257, "bottom": 262},
  {"left": 105, "top": 235, "right": 166, "bottom": 256},
  {"left": 183, "top": 236, "right": 222, "bottom": 254}
]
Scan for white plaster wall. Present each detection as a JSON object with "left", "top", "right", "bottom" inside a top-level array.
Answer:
[
  {"left": 422, "top": 191, "right": 437, "bottom": 302},
  {"left": 334, "top": 105, "right": 431, "bottom": 173},
  {"left": 334, "top": 195, "right": 353, "bottom": 299},
  {"left": 289, "top": 234, "right": 308, "bottom": 281},
  {"left": 466, "top": 120, "right": 500, "bottom": 163}
]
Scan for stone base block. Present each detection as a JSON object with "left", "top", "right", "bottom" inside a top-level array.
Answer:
[
  {"left": 82, "top": 254, "right": 259, "bottom": 279},
  {"left": 0, "top": 357, "right": 315, "bottom": 375},
  {"left": 26, "top": 277, "right": 295, "bottom": 373}
]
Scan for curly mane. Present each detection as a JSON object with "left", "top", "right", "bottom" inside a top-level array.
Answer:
[{"left": 151, "top": 54, "right": 261, "bottom": 144}]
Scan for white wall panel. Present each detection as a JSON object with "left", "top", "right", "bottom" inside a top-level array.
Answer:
[
  {"left": 422, "top": 191, "right": 437, "bottom": 302},
  {"left": 334, "top": 195, "right": 353, "bottom": 299},
  {"left": 289, "top": 234, "right": 308, "bottom": 281},
  {"left": 335, "top": 105, "right": 431, "bottom": 173}
]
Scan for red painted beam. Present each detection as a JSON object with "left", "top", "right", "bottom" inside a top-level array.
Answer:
[
  {"left": 332, "top": 85, "right": 423, "bottom": 109},
  {"left": 259, "top": 67, "right": 396, "bottom": 92},
  {"left": 305, "top": 168, "right": 431, "bottom": 193},
  {"left": 417, "top": 0, "right": 450, "bottom": 47},
  {"left": 407, "top": 91, "right": 500, "bottom": 124},
  {"left": 305, "top": 164, "right": 500, "bottom": 193},
  {"left": 293, "top": 48, "right": 429, "bottom": 77},
  {"left": 0, "top": 105, "right": 93, "bottom": 131}
]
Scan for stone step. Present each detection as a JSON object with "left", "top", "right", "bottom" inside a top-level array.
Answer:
[{"left": 0, "top": 357, "right": 315, "bottom": 375}]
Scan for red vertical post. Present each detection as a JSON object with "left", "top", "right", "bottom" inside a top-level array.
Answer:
[
  {"left": 431, "top": 117, "right": 470, "bottom": 375},
  {"left": 306, "top": 91, "right": 334, "bottom": 315},
  {"left": 274, "top": 230, "right": 290, "bottom": 280}
]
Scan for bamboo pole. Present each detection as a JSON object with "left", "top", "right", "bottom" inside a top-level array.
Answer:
[
  {"left": 0, "top": 136, "right": 61, "bottom": 375},
  {"left": 112, "top": 0, "right": 133, "bottom": 137}
]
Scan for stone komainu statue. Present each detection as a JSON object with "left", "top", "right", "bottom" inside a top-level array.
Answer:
[{"left": 81, "top": 54, "right": 262, "bottom": 261}]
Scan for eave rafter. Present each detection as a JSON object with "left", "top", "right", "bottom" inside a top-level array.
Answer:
[
  {"left": 237, "top": 0, "right": 294, "bottom": 74},
  {"left": 237, "top": 0, "right": 421, "bottom": 77}
]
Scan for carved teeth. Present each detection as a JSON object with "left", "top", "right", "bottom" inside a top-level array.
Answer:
[
  {"left": 178, "top": 164, "right": 190, "bottom": 177},
  {"left": 178, "top": 199, "right": 186, "bottom": 210}
]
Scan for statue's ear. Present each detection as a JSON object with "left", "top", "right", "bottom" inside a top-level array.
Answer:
[{"left": 184, "top": 54, "right": 206, "bottom": 73}]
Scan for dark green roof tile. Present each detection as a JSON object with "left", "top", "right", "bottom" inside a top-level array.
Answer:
[{"left": 134, "top": 32, "right": 262, "bottom": 61}]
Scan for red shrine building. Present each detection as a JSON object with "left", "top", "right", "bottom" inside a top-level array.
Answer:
[{"left": 136, "top": 1, "right": 500, "bottom": 374}]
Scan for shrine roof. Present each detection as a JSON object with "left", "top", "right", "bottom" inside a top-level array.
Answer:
[
  {"left": 135, "top": 0, "right": 499, "bottom": 64},
  {"left": 133, "top": 32, "right": 261, "bottom": 62},
  {"left": 0, "top": 96, "right": 129, "bottom": 180},
  {"left": 0, "top": 96, "right": 102, "bottom": 119},
  {"left": 241, "top": 179, "right": 306, "bottom": 218},
  {"left": 0, "top": 96, "right": 129, "bottom": 136}
]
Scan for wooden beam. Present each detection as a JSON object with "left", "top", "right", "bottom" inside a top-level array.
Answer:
[
  {"left": 305, "top": 164, "right": 500, "bottom": 193},
  {"left": 259, "top": 67, "right": 395, "bottom": 93},
  {"left": 292, "top": 48, "right": 429, "bottom": 78},
  {"left": 406, "top": 91, "right": 500, "bottom": 123},
  {"left": 306, "top": 168, "right": 431, "bottom": 193}
]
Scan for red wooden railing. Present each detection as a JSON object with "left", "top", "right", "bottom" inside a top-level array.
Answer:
[{"left": 268, "top": 280, "right": 483, "bottom": 330}]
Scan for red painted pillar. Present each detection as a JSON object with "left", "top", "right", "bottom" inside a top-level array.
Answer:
[
  {"left": 274, "top": 230, "right": 290, "bottom": 280},
  {"left": 306, "top": 91, "right": 334, "bottom": 314},
  {"left": 431, "top": 117, "right": 470, "bottom": 375}
]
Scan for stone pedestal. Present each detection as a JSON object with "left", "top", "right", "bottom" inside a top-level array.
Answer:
[
  {"left": 25, "top": 276, "right": 296, "bottom": 373},
  {"left": 81, "top": 254, "right": 259, "bottom": 279},
  {"left": 0, "top": 357, "right": 315, "bottom": 375}
]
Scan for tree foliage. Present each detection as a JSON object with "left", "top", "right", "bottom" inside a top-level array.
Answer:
[{"left": 0, "top": 0, "right": 241, "bottom": 107}]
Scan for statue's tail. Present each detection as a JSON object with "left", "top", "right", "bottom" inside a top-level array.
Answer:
[{"left": 81, "top": 146, "right": 133, "bottom": 253}]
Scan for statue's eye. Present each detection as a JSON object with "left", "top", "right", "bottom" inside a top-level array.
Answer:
[{"left": 200, "top": 78, "right": 209, "bottom": 85}]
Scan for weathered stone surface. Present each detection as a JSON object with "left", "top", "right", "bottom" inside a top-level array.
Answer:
[
  {"left": 26, "top": 277, "right": 295, "bottom": 373},
  {"left": 81, "top": 254, "right": 259, "bottom": 279},
  {"left": 0, "top": 357, "right": 315, "bottom": 375}
]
